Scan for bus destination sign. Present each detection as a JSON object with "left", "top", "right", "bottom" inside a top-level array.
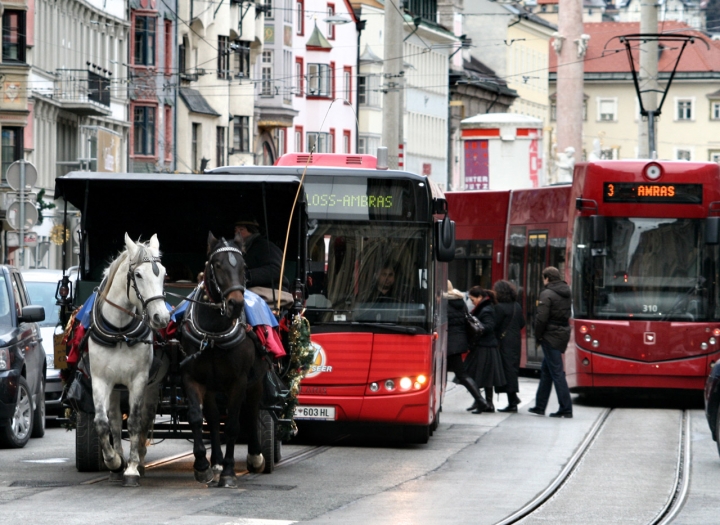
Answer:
[{"left": 603, "top": 182, "right": 702, "bottom": 204}]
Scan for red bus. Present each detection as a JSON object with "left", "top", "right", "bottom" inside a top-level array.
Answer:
[
  {"left": 568, "top": 160, "right": 720, "bottom": 392},
  {"left": 275, "top": 153, "right": 453, "bottom": 443},
  {"left": 446, "top": 184, "right": 571, "bottom": 370}
]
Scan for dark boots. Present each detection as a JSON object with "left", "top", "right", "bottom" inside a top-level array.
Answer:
[
  {"left": 459, "top": 376, "right": 489, "bottom": 414},
  {"left": 484, "top": 388, "right": 495, "bottom": 412},
  {"left": 498, "top": 392, "right": 520, "bottom": 413}
]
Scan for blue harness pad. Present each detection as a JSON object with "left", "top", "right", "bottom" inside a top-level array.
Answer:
[{"left": 78, "top": 289, "right": 277, "bottom": 328}]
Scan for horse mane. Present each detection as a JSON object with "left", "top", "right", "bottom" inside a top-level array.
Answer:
[{"left": 99, "top": 240, "right": 158, "bottom": 303}]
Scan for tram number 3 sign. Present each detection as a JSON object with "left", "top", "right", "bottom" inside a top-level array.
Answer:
[{"left": 294, "top": 405, "right": 336, "bottom": 420}]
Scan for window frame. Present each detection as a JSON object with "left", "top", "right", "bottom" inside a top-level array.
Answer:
[
  {"left": 216, "top": 126, "right": 226, "bottom": 167},
  {"left": 295, "top": 125, "right": 303, "bottom": 152},
  {"left": 2, "top": 10, "right": 26, "bottom": 63},
  {"left": 597, "top": 97, "right": 617, "bottom": 122},
  {"left": 675, "top": 147, "right": 693, "bottom": 161},
  {"left": 133, "top": 15, "right": 157, "bottom": 67},
  {"left": 295, "top": 57, "right": 304, "bottom": 96},
  {"left": 711, "top": 101, "right": 720, "bottom": 121},
  {"left": 296, "top": 0, "right": 304, "bottom": 36},
  {"left": 307, "top": 63, "right": 331, "bottom": 98},
  {"left": 326, "top": 4, "right": 335, "bottom": 40},
  {"left": 218, "top": 36, "right": 230, "bottom": 79},
  {"left": 132, "top": 105, "right": 157, "bottom": 158},
  {"left": 343, "top": 66, "right": 352, "bottom": 104},
  {"left": 261, "top": 50, "right": 274, "bottom": 97},
  {"left": 164, "top": 19, "right": 173, "bottom": 76},
  {"left": 1, "top": 127, "right": 23, "bottom": 181},
  {"left": 233, "top": 116, "right": 250, "bottom": 153},
  {"left": 675, "top": 97, "right": 694, "bottom": 121}
]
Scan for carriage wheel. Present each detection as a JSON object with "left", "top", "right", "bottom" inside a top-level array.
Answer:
[
  {"left": 76, "top": 411, "right": 107, "bottom": 472},
  {"left": 258, "top": 410, "right": 275, "bottom": 473}
]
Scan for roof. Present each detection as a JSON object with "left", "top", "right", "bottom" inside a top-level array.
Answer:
[
  {"left": 501, "top": 3, "right": 557, "bottom": 31},
  {"left": 461, "top": 113, "right": 543, "bottom": 128},
  {"left": 549, "top": 21, "right": 720, "bottom": 74},
  {"left": 360, "top": 44, "right": 383, "bottom": 64},
  {"left": 179, "top": 88, "right": 220, "bottom": 116},
  {"left": 452, "top": 56, "right": 519, "bottom": 98},
  {"left": 306, "top": 22, "right": 333, "bottom": 50}
]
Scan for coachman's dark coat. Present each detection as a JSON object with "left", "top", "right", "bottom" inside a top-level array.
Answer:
[{"left": 243, "top": 233, "right": 289, "bottom": 291}]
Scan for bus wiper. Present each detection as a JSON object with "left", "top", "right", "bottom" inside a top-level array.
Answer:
[
  {"left": 352, "top": 322, "right": 421, "bottom": 334},
  {"left": 661, "top": 277, "right": 705, "bottom": 321}
]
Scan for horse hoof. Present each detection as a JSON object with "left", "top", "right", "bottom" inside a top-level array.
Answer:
[
  {"left": 194, "top": 468, "right": 214, "bottom": 484},
  {"left": 218, "top": 475, "right": 237, "bottom": 488},
  {"left": 108, "top": 471, "right": 123, "bottom": 482},
  {"left": 122, "top": 475, "right": 140, "bottom": 487},
  {"left": 138, "top": 465, "right": 145, "bottom": 477},
  {"left": 247, "top": 457, "right": 266, "bottom": 474},
  {"left": 109, "top": 456, "right": 127, "bottom": 474}
]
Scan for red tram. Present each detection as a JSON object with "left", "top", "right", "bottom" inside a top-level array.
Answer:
[{"left": 448, "top": 160, "right": 720, "bottom": 392}]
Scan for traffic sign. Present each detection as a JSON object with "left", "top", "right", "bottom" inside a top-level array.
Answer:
[
  {"left": 5, "top": 161, "right": 37, "bottom": 191},
  {"left": 6, "top": 201, "right": 38, "bottom": 230},
  {"left": 6, "top": 192, "right": 37, "bottom": 204},
  {"left": 6, "top": 231, "right": 38, "bottom": 248}
]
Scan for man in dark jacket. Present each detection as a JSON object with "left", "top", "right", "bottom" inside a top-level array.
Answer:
[
  {"left": 529, "top": 266, "right": 573, "bottom": 418},
  {"left": 235, "top": 217, "right": 289, "bottom": 291}
]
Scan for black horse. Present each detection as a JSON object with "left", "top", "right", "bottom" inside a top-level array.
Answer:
[{"left": 180, "top": 232, "right": 268, "bottom": 487}]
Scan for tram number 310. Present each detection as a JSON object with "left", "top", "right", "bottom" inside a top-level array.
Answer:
[{"left": 643, "top": 305, "right": 658, "bottom": 313}]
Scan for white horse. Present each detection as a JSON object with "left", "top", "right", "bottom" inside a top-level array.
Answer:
[{"left": 88, "top": 234, "right": 170, "bottom": 487}]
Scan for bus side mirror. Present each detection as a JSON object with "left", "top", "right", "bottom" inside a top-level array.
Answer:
[
  {"left": 707, "top": 217, "right": 720, "bottom": 245},
  {"left": 435, "top": 216, "right": 456, "bottom": 262},
  {"left": 591, "top": 215, "right": 606, "bottom": 243}
]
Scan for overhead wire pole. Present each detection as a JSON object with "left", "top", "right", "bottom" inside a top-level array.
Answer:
[
  {"left": 382, "top": 0, "right": 404, "bottom": 169},
  {"left": 639, "top": 0, "right": 659, "bottom": 158}
]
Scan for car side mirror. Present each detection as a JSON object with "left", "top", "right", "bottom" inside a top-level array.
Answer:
[{"left": 20, "top": 305, "right": 45, "bottom": 323}]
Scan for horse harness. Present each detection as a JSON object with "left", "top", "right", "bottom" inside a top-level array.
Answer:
[
  {"left": 203, "top": 240, "right": 246, "bottom": 316},
  {"left": 89, "top": 254, "right": 165, "bottom": 347}
]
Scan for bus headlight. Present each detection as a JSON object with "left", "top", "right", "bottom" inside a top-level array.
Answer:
[
  {"left": 369, "top": 382, "right": 379, "bottom": 392},
  {"left": 399, "top": 377, "right": 412, "bottom": 390},
  {"left": 385, "top": 380, "right": 395, "bottom": 391}
]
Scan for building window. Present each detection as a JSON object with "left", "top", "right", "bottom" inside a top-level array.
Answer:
[
  {"left": 343, "top": 67, "right": 352, "bottom": 103},
  {"left": 329, "top": 128, "right": 335, "bottom": 153},
  {"left": 134, "top": 16, "right": 156, "bottom": 66},
  {"left": 265, "top": 0, "right": 273, "bottom": 19},
  {"left": 676, "top": 148, "right": 692, "bottom": 161},
  {"left": 164, "top": 105, "right": 173, "bottom": 162},
  {"left": 179, "top": 41, "right": 186, "bottom": 75},
  {"left": 233, "top": 116, "right": 250, "bottom": 153},
  {"left": 164, "top": 20, "right": 173, "bottom": 75},
  {"left": 218, "top": 36, "right": 230, "bottom": 79},
  {"left": 133, "top": 106, "right": 156, "bottom": 156},
  {"left": 284, "top": 0, "right": 293, "bottom": 23},
  {"left": 2, "top": 10, "right": 26, "bottom": 63},
  {"left": 358, "top": 135, "right": 379, "bottom": 155},
  {"left": 326, "top": 4, "right": 335, "bottom": 40},
  {"left": 709, "top": 150, "right": 720, "bottom": 163},
  {"left": 330, "top": 62, "right": 336, "bottom": 98},
  {"left": 216, "top": 126, "right": 225, "bottom": 167},
  {"left": 192, "top": 123, "right": 200, "bottom": 171},
  {"left": 358, "top": 75, "right": 379, "bottom": 106},
  {"left": 277, "top": 128, "right": 286, "bottom": 157},
  {"left": 358, "top": 76, "right": 367, "bottom": 104},
  {"left": 307, "top": 132, "right": 332, "bottom": 153},
  {"left": 677, "top": 99, "right": 693, "bottom": 120},
  {"left": 296, "top": 0, "right": 304, "bottom": 36},
  {"left": 234, "top": 41, "right": 251, "bottom": 78},
  {"left": 597, "top": 98, "right": 616, "bottom": 122},
  {"left": 295, "top": 126, "right": 303, "bottom": 152},
  {"left": 307, "top": 63, "right": 331, "bottom": 97},
  {"left": 343, "top": 130, "right": 351, "bottom": 154},
  {"left": 712, "top": 101, "right": 720, "bottom": 120},
  {"left": 295, "top": 57, "right": 304, "bottom": 96},
  {"left": 1, "top": 127, "right": 23, "bottom": 180},
  {"left": 261, "top": 50, "right": 274, "bottom": 96},
  {"left": 283, "top": 50, "right": 293, "bottom": 103}
]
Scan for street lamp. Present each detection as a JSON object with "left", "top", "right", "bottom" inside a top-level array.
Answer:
[{"left": 323, "top": 14, "right": 352, "bottom": 25}]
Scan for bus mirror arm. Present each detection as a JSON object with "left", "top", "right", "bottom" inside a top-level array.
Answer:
[{"left": 706, "top": 216, "right": 720, "bottom": 245}]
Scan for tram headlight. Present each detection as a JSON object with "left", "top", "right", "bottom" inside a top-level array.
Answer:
[
  {"left": 369, "top": 382, "right": 379, "bottom": 392},
  {"left": 711, "top": 337, "right": 717, "bottom": 345},
  {"left": 714, "top": 328, "right": 720, "bottom": 337},
  {"left": 385, "top": 380, "right": 395, "bottom": 391},
  {"left": 399, "top": 377, "right": 413, "bottom": 390},
  {"left": 592, "top": 340, "right": 600, "bottom": 348},
  {"left": 416, "top": 375, "right": 427, "bottom": 385},
  {"left": 579, "top": 325, "right": 588, "bottom": 334},
  {"left": 701, "top": 342, "right": 709, "bottom": 350},
  {"left": 584, "top": 334, "right": 592, "bottom": 342}
]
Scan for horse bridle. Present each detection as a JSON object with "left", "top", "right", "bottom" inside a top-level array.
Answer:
[
  {"left": 126, "top": 255, "right": 167, "bottom": 311},
  {"left": 204, "top": 240, "right": 246, "bottom": 314}
]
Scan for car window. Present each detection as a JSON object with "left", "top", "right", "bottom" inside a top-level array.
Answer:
[
  {"left": 0, "top": 276, "right": 12, "bottom": 326},
  {"left": 25, "top": 281, "right": 60, "bottom": 327}
]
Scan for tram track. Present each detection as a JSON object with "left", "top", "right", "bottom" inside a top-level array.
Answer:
[{"left": 494, "top": 408, "right": 691, "bottom": 525}]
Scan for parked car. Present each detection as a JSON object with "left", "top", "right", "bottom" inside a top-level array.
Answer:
[
  {"left": 705, "top": 361, "right": 720, "bottom": 456},
  {"left": 0, "top": 266, "right": 46, "bottom": 447},
  {"left": 21, "top": 268, "right": 77, "bottom": 417}
]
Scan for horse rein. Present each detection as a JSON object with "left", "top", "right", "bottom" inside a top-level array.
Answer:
[
  {"left": 203, "top": 241, "right": 246, "bottom": 315},
  {"left": 126, "top": 255, "right": 167, "bottom": 311}
]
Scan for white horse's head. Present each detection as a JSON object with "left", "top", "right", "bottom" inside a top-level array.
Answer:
[{"left": 124, "top": 233, "right": 171, "bottom": 331}]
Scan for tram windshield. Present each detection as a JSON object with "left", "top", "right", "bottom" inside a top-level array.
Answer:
[
  {"left": 573, "top": 217, "right": 720, "bottom": 321},
  {"left": 305, "top": 221, "right": 431, "bottom": 330}
]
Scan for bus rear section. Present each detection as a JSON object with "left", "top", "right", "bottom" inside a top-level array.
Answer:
[
  {"left": 567, "top": 160, "right": 720, "bottom": 392},
  {"left": 279, "top": 153, "right": 451, "bottom": 438}
]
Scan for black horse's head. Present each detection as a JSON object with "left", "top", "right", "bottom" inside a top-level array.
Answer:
[{"left": 205, "top": 231, "right": 246, "bottom": 319}]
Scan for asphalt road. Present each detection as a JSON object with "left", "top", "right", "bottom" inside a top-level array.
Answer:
[{"left": 0, "top": 378, "right": 714, "bottom": 525}]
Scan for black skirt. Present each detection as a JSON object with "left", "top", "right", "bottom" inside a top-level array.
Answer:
[{"left": 465, "top": 345, "right": 506, "bottom": 389}]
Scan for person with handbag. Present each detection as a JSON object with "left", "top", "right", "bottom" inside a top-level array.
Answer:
[
  {"left": 446, "top": 282, "right": 490, "bottom": 414},
  {"left": 493, "top": 280, "right": 526, "bottom": 413},
  {"left": 465, "top": 286, "right": 506, "bottom": 412}
]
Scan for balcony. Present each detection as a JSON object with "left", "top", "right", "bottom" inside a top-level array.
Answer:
[{"left": 54, "top": 68, "right": 112, "bottom": 116}]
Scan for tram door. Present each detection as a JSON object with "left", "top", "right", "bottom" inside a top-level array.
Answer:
[{"left": 525, "top": 232, "right": 548, "bottom": 366}]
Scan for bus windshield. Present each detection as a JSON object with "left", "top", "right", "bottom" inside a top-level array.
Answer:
[
  {"left": 305, "top": 221, "right": 431, "bottom": 329},
  {"left": 573, "top": 217, "right": 719, "bottom": 321}
]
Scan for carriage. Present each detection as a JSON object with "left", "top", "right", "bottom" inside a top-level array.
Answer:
[{"left": 53, "top": 170, "right": 310, "bottom": 479}]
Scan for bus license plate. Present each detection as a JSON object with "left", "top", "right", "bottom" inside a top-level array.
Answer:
[{"left": 294, "top": 405, "right": 336, "bottom": 420}]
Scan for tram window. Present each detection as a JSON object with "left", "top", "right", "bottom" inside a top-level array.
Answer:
[
  {"left": 448, "top": 240, "right": 493, "bottom": 291},
  {"left": 549, "top": 237, "right": 566, "bottom": 277},
  {"left": 508, "top": 226, "right": 526, "bottom": 301}
]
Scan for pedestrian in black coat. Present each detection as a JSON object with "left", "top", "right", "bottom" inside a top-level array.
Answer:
[
  {"left": 464, "top": 286, "right": 506, "bottom": 412},
  {"left": 446, "top": 282, "right": 489, "bottom": 414},
  {"left": 493, "top": 280, "right": 526, "bottom": 412}
]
